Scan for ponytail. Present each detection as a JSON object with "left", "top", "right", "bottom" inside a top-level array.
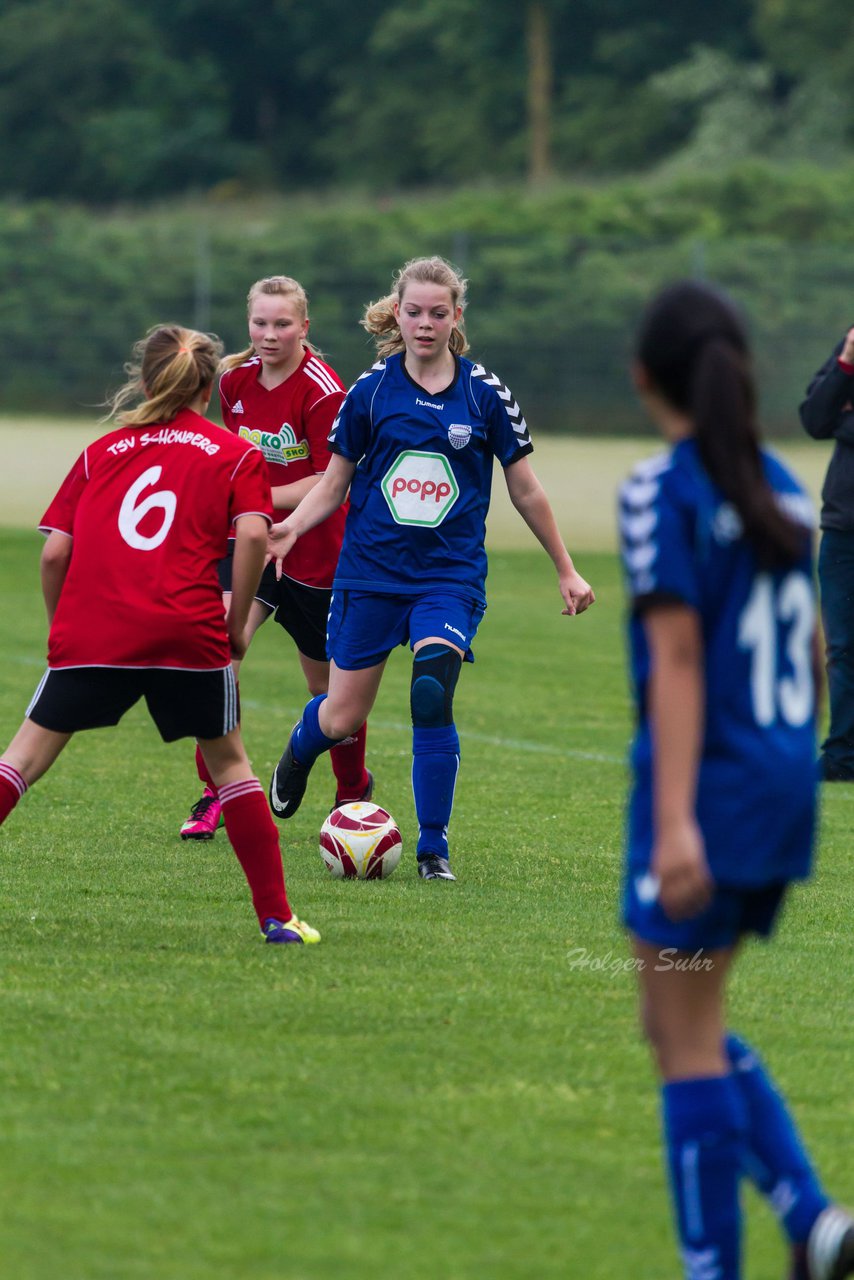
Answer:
[
  {"left": 104, "top": 325, "right": 222, "bottom": 426},
  {"left": 691, "top": 337, "right": 804, "bottom": 566},
  {"left": 637, "top": 282, "right": 806, "bottom": 568}
]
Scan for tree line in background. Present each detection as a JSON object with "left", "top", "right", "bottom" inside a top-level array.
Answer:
[
  {"left": 3, "top": 165, "right": 853, "bottom": 430},
  {"left": 1, "top": 0, "right": 852, "bottom": 201}
]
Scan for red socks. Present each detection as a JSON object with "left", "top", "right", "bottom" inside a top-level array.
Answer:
[
  {"left": 219, "top": 778, "right": 291, "bottom": 925},
  {"left": 329, "top": 721, "right": 370, "bottom": 801},
  {"left": 0, "top": 763, "right": 27, "bottom": 824},
  {"left": 195, "top": 742, "right": 217, "bottom": 795}
]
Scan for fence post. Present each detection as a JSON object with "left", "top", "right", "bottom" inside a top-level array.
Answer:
[
  {"left": 194, "top": 226, "right": 212, "bottom": 333},
  {"left": 691, "top": 239, "right": 707, "bottom": 281}
]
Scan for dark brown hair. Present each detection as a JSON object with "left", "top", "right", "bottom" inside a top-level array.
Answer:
[{"left": 636, "top": 281, "right": 805, "bottom": 566}]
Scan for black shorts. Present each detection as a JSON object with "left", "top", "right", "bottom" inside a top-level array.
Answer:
[
  {"left": 26, "top": 666, "right": 240, "bottom": 743},
  {"left": 218, "top": 545, "right": 331, "bottom": 663}
]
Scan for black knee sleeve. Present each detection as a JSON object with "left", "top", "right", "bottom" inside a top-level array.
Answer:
[{"left": 410, "top": 643, "right": 462, "bottom": 728}]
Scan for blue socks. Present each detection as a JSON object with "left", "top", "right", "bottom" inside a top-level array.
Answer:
[
  {"left": 661, "top": 1038, "right": 829, "bottom": 1280},
  {"left": 725, "top": 1034, "right": 828, "bottom": 1244},
  {"left": 662, "top": 1075, "right": 747, "bottom": 1280},
  {"left": 412, "top": 723, "right": 459, "bottom": 860},
  {"left": 292, "top": 695, "right": 462, "bottom": 865},
  {"left": 291, "top": 695, "right": 342, "bottom": 768}
]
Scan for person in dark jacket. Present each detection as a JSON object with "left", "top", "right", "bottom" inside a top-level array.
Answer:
[{"left": 800, "top": 325, "right": 854, "bottom": 780}]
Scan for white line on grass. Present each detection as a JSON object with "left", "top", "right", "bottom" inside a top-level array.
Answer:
[
  {"left": 6, "top": 656, "right": 625, "bottom": 766},
  {"left": 243, "top": 702, "right": 625, "bottom": 766}
]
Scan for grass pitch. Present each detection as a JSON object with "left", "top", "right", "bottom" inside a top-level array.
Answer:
[{"left": 0, "top": 530, "right": 852, "bottom": 1280}]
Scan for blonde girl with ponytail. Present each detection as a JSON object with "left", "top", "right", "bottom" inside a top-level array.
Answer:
[{"left": 1, "top": 323, "right": 319, "bottom": 945}]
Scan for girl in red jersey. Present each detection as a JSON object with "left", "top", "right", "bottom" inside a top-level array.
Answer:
[
  {"left": 0, "top": 325, "right": 319, "bottom": 945},
  {"left": 180, "top": 276, "right": 371, "bottom": 840}
]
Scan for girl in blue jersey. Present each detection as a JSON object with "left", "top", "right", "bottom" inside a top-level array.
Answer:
[
  {"left": 268, "top": 255, "right": 594, "bottom": 879},
  {"left": 620, "top": 280, "right": 853, "bottom": 1280}
]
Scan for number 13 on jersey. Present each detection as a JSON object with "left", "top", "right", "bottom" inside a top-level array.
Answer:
[{"left": 738, "top": 571, "right": 815, "bottom": 728}]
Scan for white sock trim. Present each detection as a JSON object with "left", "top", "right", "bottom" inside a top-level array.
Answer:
[
  {"left": 219, "top": 778, "right": 264, "bottom": 806},
  {"left": 808, "top": 1205, "right": 854, "bottom": 1280},
  {"left": 0, "top": 762, "right": 28, "bottom": 799}
]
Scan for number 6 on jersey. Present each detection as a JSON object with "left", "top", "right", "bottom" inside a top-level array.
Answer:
[{"left": 118, "top": 466, "right": 177, "bottom": 551}]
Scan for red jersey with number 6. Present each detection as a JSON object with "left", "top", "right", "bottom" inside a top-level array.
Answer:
[
  {"left": 39, "top": 409, "right": 272, "bottom": 670},
  {"left": 219, "top": 349, "right": 346, "bottom": 588}
]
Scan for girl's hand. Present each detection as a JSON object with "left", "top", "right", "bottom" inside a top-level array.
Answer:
[
  {"left": 266, "top": 520, "right": 299, "bottom": 580},
  {"left": 652, "top": 819, "right": 714, "bottom": 921},
  {"left": 841, "top": 325, "right": 854, "bottom": 365},
  {"left": 227, "top": 623, "right": 251, "bottom": 661},
  {"left": 559, "top": 569, "right": 595, "bottom": 616}
]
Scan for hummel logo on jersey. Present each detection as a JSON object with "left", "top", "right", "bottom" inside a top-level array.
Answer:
[
  {"left": 634, "top": 872, "right": 660, "bottom": 904},
  {"left": 232, "top": 400, "right": 244, "bottom": 414},
  {"left": 416, "top": 396, "right": 444, "bottom": 411}
]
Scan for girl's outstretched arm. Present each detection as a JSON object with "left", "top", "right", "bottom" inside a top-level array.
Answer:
[
  {"left": 504, "top": 456, "right": 595, "bottom": 615},
  {"left": 267, "top": 453, "right": 355, "bottom": 576}
]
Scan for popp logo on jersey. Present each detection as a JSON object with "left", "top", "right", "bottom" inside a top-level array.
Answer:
[{"left": 381, "top": 451, "right": 459, "bottom": 527}]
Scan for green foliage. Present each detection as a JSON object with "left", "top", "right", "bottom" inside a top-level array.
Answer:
[
  {"left": 755, "top": 0, "right": 854, "bottom": 81},
  {"left": 0, "top": 0, "right": 822, "bottom": 201},
  {"left": 5, "top": 165, "right": 854, "bottom": 430},
  {"left": 0, "top": 0, "right": 239, "bottom": 200},
  {"left": 649, "top": 45, "right": 850, "bottom": 172},
  {"left": 0, "top": 534, "right": 851, "bottom": 1279}
]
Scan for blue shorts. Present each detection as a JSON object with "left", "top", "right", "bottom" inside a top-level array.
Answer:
[
  {"left": 326, "top": 590, "right": 485, "bottom": 671},
  {"left": 622, "top": 870, "right": 790, "bottom": 951}
]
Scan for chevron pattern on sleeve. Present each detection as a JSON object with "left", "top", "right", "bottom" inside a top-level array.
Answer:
[
  {"left": 470, "top": 364, "right": 531, "bottom": 448},
  {"left": 328, "top": 360, "right": 386, "bottom": 445}
]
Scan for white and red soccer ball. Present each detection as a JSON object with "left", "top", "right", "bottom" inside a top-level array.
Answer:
[{"left": 319, "top": 802, "right": 402, "bottom": 880}]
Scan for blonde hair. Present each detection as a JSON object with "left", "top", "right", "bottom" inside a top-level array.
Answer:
[
  {"left": 104, "top": 325, "right": 223, "bottom": 425},
  {"left": 361, "top": 256, "right": 469, "bottom": 358},
  {"left": 220, "top": 275, "right": 324, "bottom": 372}
]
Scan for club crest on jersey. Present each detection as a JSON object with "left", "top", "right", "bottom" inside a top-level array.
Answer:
[
  {"left": 237, "top": 423, "right": 309, "bottom": 465},
  {"left": 712, "top": 501, "right": 743, "bottom": 544},
  {"left": 448, "top": 423, "right": 472, "bottom": 450},
  {"left": 381, "top": 450, "right": 459, "bottom": 527}
]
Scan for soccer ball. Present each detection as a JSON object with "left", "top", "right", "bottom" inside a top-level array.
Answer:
[{"left": 319, "top": 802, "right": 403, "bottom": 880}]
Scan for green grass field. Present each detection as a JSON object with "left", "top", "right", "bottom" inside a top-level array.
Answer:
[{"left": 0, "top": 498, "right": 852, "bottom": 1276}]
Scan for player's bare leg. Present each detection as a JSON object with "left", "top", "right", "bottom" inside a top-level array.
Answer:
[
  {"left": 2, "top": 719, "right": 72, "bottom": 786},
  {"left": 0, "top": 719, "right": 72, "bottom": 827},
  {"left": 632, "top": 937, "right": 735, "bottom": 1080},
  {"left": 181, "top": 596, "right": 270, "bottom": 841}
]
